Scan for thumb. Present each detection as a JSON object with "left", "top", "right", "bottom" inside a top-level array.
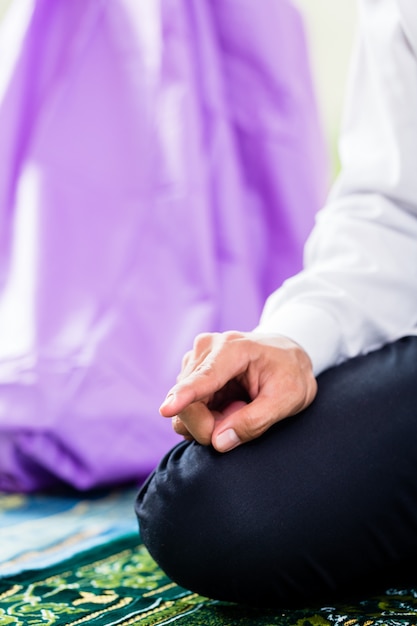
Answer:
[{"left": 212, "top": 397, "right": 280, "bottom": 453}]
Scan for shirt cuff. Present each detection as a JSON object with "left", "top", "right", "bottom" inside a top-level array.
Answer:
[{"left": 253, "top": 302, "right": 343, "bottom": 376}]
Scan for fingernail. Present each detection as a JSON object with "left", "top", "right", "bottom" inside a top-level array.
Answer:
[{"left": 215, "top": 429, "right": 241, "bottom": 453}]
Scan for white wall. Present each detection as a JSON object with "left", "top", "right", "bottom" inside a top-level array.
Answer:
[
  {"left": 294, "top": 0, "right": 358, "bottom": 176},
  {"left": 0, "top": 0, "right": 11, "bottom": 21}
]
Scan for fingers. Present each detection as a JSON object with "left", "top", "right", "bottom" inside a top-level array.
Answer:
[
  {"left": 160, "top": 332, "right": 248, "bottom": 417},
  {"left": 160, "top": 332, "right": 250, "bottom": 446},
  {"left": 210, "top": 396, "right": 278, "bottom": 452},
  {"left": 160, "top": 331, "right": 318, "bottom": 453},
  {"left": 178, "top": 332, "right": 214, "bottom": 382},
  {"left": 211, "top": 351, "right": 318, "bottom": 452},
  {"left": 171, "top": 415, "right": 192, "bottom": 438},
  {"left": 171, "top": 401, "right": 217, "bottom": 446}
]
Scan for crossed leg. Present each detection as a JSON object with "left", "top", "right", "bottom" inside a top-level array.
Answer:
[{"left": 136, "top": 336, "right": 417, "bottom": 607}]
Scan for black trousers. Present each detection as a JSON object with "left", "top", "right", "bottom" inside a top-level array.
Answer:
[{"left": 135, "top": 336, "right": 417, "bottom": 607}]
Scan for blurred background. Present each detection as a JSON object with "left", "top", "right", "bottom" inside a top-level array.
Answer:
[
  {"left": 0, "top": 0, "right": 358, "bottom": 492},
  {"left": 295, "top": 0, "right": 358, "bottom": 177},
  {"left": 0, "top": 0, "right": 358, "bottom": 177},
  {"left": 0, "top": 0, "right": 10, "bottom": 22}
]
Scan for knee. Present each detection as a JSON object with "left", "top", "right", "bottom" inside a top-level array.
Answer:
[
  {"left": 135, "top": 440, "right": 244, "bottom": 601},
  {"left": 135, "top": 438, "right": 307, "bottom": 606}
]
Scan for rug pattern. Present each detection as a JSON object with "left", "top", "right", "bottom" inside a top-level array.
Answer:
[
  {"left": 2, "top": 535, "right": 417, "bottom": 626},
  {"left": 0, "top": 489, "right": 139, "bottom": 577}
]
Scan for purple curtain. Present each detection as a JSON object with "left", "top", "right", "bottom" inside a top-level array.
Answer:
[{"left": 0, "top": 0, "right": 327, "bottom": 491}]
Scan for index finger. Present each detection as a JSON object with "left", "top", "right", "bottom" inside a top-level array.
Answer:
[{"left": 159, "top": 339, "right": 248, "bottom": 417}]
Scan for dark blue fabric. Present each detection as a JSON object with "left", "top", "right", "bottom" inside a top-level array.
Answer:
[{"left": 136, "top": 336, "right": 417, "bottom": 607}]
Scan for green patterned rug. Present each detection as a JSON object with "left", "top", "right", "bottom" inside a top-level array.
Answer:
[{"left": 2, "top": 534, "right": 417, "bottom": 626}]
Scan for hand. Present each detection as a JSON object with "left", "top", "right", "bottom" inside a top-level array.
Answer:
[{"left": 159, "top": 331, "right": 317, "bottom": 453}]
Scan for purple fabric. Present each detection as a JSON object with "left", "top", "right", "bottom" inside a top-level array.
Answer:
[{"left": 0, "top": 0, "right": 327, "bottom": 491}]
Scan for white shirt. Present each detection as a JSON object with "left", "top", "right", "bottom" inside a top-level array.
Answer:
[{"left": 256, "top": 0, "right": 417, "bottom": 376}]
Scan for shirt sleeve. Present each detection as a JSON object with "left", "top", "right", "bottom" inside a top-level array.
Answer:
[{"left": 255, "top": 0, "right": 417, "bottom": 375}]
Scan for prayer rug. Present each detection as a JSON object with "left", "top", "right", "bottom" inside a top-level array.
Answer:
[
  {"left": 0, "top": 488, "right": 139, "bottom": 576},
  {"left": 2, "top": 534, "right": 417, "bottom": 626}
]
